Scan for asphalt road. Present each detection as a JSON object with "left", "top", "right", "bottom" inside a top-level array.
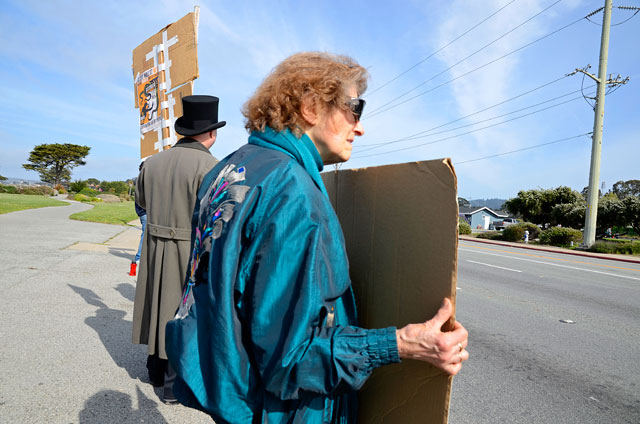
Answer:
[
  {"left": 450, "top": 240, "right": 640, "bottom": 424},
  {"left": 0, "top": 199, "right": 211, "bottom": 423},
  {"left": 3, "top": 200, "right": 639, "bottom": 423}
]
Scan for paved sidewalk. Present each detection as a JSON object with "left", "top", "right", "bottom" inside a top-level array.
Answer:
[
  {"left": 0, "top": 199, "right": 210, "bottom": 423},
  {"left": 460, "top": 235, "right": 640, "bottom": 264}
]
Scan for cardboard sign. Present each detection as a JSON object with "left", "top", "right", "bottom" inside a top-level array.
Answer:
[
  {"left": 132, "top": 10, "right": 199, "bottom": 159},
  {"left": 138, "top": 82, "right": 193, "bottom": 159},
  {"left": 322, "top": 158, "right": 458, "bottom": 424},
  {"left": 132, "top": 12, "right": 199, "bottom": 106}
]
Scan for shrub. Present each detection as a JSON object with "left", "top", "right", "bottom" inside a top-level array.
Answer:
[
  {"left": 79, "top": 187, "right": 100, "bottom": 197},
  {"left": 0, "top": 184, "right": 18, "bottom": 194},
  {"left": 97, "top": 194, "right": 121, "bottom": 203},
  {"left": 519, "top": 222, "right": 540, "bottom": 239},
  {"left": 539, "top": 227, "right": 582, "bottom": 246},
  {"left": 503, "top": 222, "right": 540, "bottom": 242},
  {"left": 90, "top": 197, "right": 103, "bottom": 202},
  {"left": 100, "top": 180, "right": 130, "bottom": 195},
  {"left": 458, "top": 219, "right": 472, "bottom": 235},
  {"left": 588, "top": 241, "right": 640, "bottom": 255},
  {"left": 69, "top": 180, "right": 87, "bottom": 193},
  {"left": 18, "top": 186, "right": 54, "bottom": 196},
  {"left": 588, "top": 242, "right": 617, "bottom": 254},
  {"left": 502, "top": 225, "right": 525, "bottom": 242},
  {"left": 74, "top": 193, "right": 90, "bottom": 202},
  {"left": 54, "top": 184, "right": 67, "bottom": 194},
  {"left": 476, "top": 231, "right": 503, "bottom": 240}
]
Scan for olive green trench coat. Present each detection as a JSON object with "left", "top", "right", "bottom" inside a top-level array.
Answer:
[{"left": 132, "top": 138, "right": 218, "bottom": 359}]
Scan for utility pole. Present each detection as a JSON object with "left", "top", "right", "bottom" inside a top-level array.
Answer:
[
  {"left": 581, "top": 0, "right": 613, "bottom": 248},
  {"left": 571, "top": 2, "right": 634, "bottom": 247}
]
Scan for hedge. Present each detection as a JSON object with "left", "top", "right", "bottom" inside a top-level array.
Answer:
[
  {"left": 588, "top": 241, "right": 640, "bottom": 255},
  {"left": 539, "top": 227, "right": 582, "bottom": 246},
  {"left": 476, "top": 231, "right": 503, "bottom": 240}
]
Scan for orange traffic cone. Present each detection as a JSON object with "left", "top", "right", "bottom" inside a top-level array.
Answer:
[{"left": 129, "top": 262, "right": 137, "bottom": 276}]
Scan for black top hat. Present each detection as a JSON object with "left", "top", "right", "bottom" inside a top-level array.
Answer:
[{"left": 174, "top": 95, "right": 226, "bottom": 136}]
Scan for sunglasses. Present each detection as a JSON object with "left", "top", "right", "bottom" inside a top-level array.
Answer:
[{"left": 348, "top": 98, "right": 366, "bottom": 122}]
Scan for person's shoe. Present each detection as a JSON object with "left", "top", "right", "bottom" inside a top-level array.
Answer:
[
  {"left": 162, "top": 395, "right": 179, "bottom": 405},
  {"left": 162, "top": 389, "right": 179, "bottom": 405},
  {"left": 129, "top": 262, "right": 137, "bottom": 276}
]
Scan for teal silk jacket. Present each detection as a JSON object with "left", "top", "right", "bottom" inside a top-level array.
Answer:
[{"left": 166, "top": 128, "right": 400, "bottom": 423}]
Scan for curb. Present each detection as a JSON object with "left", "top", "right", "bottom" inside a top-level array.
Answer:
[{"left": 459, "top": 236, "right": 640, "bottom": 265}]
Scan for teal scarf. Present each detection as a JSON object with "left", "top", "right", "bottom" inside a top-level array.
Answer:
[{"left": 248, "top": 127, "right": 328, "bottom": 197}]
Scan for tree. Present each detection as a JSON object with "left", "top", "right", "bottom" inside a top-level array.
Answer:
[
  {"left": 22, "top": 143, "right": 90, "bottom": 186},
  {"left": 551, "top": 202, "right": 585, "bottom": 229},
  {"left": 86, "top": 178, "right": 100, "bottom": 186},
  {"left": 581, "top": 186, "right": 602, "bottom": 199},
  {"left": 0, "top": 175, "right": 7, "bottom": 181},
  {"left": 596, "top": 193, "right": 624, "bottom": 236},
  {"left": 622, "top": 196, "right": 640, "bottom": 236},
  {"left": 611, "top": 180, "right": 640, "bottom": 199},
  {"left": 100, "top": 180, "right": 129, "bottom": 195},
  {"left": 458, "top": 197, "right": 470, "bottom": 208},
  {"left": 504, "top": 186, "right": 582, "bottom": 225}
]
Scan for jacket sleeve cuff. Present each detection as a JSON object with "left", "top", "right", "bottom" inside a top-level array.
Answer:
[{"left": 366, "top": 326, "right": 401, "bottom": 369}]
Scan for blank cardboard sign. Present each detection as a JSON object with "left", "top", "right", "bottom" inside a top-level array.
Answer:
[{"left": 322, "top": 158, "right": 458, "bottom": 424}]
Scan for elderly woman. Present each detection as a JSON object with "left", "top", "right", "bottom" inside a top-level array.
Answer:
[{"left": 166, "top": 52, "right": 468, "bottom": 423}]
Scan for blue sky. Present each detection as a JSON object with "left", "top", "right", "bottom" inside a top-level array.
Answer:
[{"left": 0, "top": 0, "right": 637, "bottom": 199}]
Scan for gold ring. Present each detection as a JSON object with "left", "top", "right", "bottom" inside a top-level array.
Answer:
[{"left": 458, "top": 342, "right": 463, "bottom": 353}]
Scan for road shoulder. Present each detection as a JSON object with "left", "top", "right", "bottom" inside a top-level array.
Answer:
[{"left": 459, "top": 235, "right": 640, "bottom": 264}]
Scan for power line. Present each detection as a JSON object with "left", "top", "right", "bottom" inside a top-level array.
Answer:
[
  {"left": 355, "top": 73, "right": 579, "bottom": 150},
  {"left": 352, "top": 95, "right": 589, "bottom": 159},
  {"left": 365, "top": 12, "right": 587, "bottom": 119},
  {"left": 455, "top": 133, "right": 591, "bottom": 165},
  {"left": 354, "top": 88, "right": 594, "bottom": 155},
  {"left": 366, "top": 0, "right": 564, "bottom": 116},
  {"left": 367, "top": 0, "right": 517, "bottom": 97},
  {"left": 585, "top": 5, "right": 640, "bottom": 26}
]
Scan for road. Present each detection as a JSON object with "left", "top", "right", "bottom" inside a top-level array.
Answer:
[
  {"left": 2, "top": 200, "right": 638, "bottom": 423},
  {"left": 450, "top": 240, "right": 640, "bottom": 424}
]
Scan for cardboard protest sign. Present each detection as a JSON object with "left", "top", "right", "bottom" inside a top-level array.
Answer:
[
  {"left": 132, "top": 10, "right": 199, "bottom": 159},
  {"left": 322, "top": 158, "right": 459, "bottom": 423},
  {"left": 137, "top": 82, "right": 193, "bottom": 159}
]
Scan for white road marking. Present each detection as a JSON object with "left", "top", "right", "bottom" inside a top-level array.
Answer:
[
  {"left": 459, "top": 248, "right": 640, "bottom": 281},
  {"left": 466, "top": 260, "right": 522, "bottom": 273}
]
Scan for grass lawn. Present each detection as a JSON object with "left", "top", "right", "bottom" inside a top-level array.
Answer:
[
  {"left": 0, "top": 193, "right": 69, "bottom": 214},
  {"left": 70, "top": 201, "right": 138, "bottom": 225}
]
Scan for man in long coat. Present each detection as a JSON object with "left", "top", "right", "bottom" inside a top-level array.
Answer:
[{"left": 132, "top": 95, "right": 225, "bottom": 403}]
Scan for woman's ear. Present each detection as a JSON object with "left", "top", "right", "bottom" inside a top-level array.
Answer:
[{"left": 300, "top": 96, "right": 319, "bottom": 126}]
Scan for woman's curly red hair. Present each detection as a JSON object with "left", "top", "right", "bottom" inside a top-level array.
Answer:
[{"left": 243, "top": 52, "right": 368, "bottom": 137}]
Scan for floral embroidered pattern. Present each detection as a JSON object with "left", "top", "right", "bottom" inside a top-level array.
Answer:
[{"left": 175, "top": 164, "right": 250, "bottom": 319}]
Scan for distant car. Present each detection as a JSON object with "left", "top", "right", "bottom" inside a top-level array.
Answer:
[{"left": 492, "top": 218, "right": 519, "bottom": 230}]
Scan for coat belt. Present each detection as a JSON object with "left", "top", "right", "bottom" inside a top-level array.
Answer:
[{"left": 147, "top": 223, "right": 191, "bottom": 241}]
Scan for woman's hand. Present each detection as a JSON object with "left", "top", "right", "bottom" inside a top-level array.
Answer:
[{"left": 395, "top": 298, "right": 469, "bottom": 375}]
